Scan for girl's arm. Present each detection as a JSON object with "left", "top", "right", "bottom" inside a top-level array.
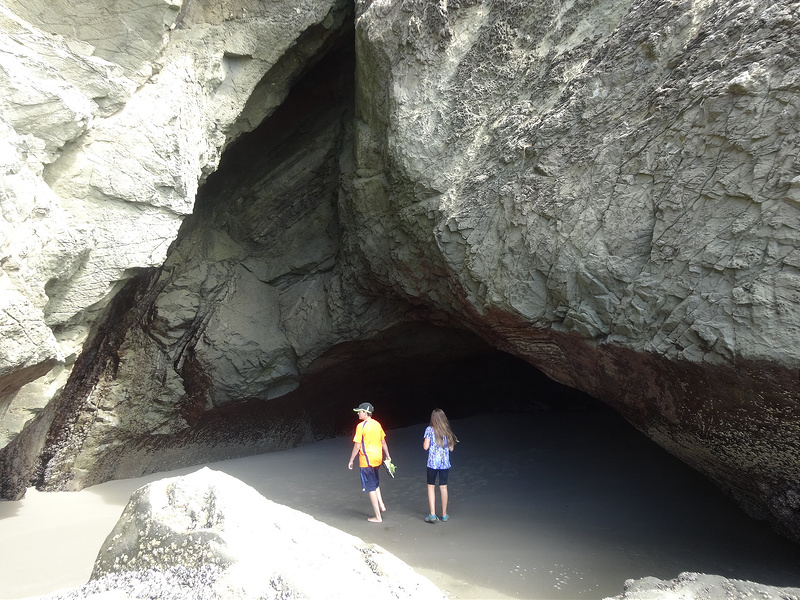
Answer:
[{"left": 423, "top": 438, "right": 430, "bottom": 450}]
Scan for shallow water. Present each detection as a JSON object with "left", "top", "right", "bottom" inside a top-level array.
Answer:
[{"left": 2, "top": 409, "right": 800, "bottom": 599}]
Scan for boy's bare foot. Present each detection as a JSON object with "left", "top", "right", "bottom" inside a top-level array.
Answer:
[
  {"left": 368, "top": 517, "right": 382, "bottom": 523},
  {"left": 380, "top": 505, "right": 387, "bottom": 512}
]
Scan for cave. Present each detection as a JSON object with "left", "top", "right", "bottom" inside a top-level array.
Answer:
[
  {"left": 179, "top": 322, "right": 608, "bottom": 453},
  {"left": 0, "top": 22, "right": 595, "bottom": 492},
  {"left": 2, "top": 1, "right": 799, "bottom": 579},
  {"left": 2, "top": 1, "right": 800, "bottom": 597},
  {"left": 133, "top": 22, "right": 603, "bottom": 461}
]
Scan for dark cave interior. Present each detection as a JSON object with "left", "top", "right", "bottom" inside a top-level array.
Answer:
[{"left": 184, "top": 320, "right": 610, "bottom": 455}]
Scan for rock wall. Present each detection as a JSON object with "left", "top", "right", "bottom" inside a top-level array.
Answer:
[
  {"left": 1, "top": 0, "right": 352, "bottom": 439},
  {"left": 346, "top": 0, "right": 800, "bottom": 540},
  {"left": 0, "top": 0, "right": 356, "bottom": 490},
  {"left": 1, "top": 0, "right": 799, "bottom": 546}
]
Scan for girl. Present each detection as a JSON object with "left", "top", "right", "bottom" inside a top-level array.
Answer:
[{"left": 423, "top": 408, "right": 459, "bottom": 522}]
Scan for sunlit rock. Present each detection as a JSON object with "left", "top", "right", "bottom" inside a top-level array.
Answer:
[
  {"left": 80, "top": 468, "right": 445, "bottom": 600},
  {"left": 607, "top": 572, "right": 800, "bottom": 600},
  {"left": 0, "top": 0, "right": 352, "bottom": 484},
  {"left": 347, "top": 0, "right": 800, "bottom": 542}
]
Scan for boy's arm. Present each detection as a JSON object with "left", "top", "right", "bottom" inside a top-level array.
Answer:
[
  {"left": 348, "top": 442, "right": 360, "bottom": 469},
  {"left": 381, "top": 439, "right": 391, "bottom": 462}
]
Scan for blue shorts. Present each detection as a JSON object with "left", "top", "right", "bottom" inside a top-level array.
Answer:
[
  {"left": 360, "top": 466, "right": 380, "bottom": 492},
  {"left": 427, "top": 467, "right": 449, "bottom": 486}
]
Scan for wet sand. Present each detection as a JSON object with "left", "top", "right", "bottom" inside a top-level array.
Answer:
[{"left": 2, "top": 409, "right": 800, "bottom": 600}]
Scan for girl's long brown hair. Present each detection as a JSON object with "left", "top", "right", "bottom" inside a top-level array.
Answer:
[{"left": 430, "top": 408, "right": 459, "bottom": 449}]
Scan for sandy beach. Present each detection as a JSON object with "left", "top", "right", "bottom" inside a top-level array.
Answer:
[{"left": 2, "top": 409, "right": 800, "bottom": 600}]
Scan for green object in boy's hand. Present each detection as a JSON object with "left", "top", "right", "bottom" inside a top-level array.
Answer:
[{"left": 383, "top": 458, "right": 396, "bottom": 478}]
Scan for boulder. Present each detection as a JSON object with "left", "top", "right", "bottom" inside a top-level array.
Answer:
[
  {"left": 606, "top": 572, "right": 800, "bottom": 600},
  {"left": 38, "top": 468, "right": 446, "bottom": 600}
]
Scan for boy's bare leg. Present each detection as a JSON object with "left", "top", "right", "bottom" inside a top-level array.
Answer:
[
  {"left": 440, "top": 485, "right": 449, "bottom": 516},
  {"left": 368, "top": 490, "right": 383, "bottom": 522},
  {"left": 375, "top": 486, "right": 387, "bottom": 512},
  {"left": 427, "top": 484, "right": 436, "bottom": 515}
]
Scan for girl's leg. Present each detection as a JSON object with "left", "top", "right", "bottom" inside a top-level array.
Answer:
[
  {"left": 427, "top": 484, "right": 436, "bottom": 515},
  {"left": 440, "top": 485, "right": 449, "bottom": 516}
]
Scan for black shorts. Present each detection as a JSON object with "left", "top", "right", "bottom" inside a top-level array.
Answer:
[{"left": 427, "top": 467, "right": 450, "bottom": 486}]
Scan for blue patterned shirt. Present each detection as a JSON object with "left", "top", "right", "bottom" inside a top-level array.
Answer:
[{"left": 424, "top": 426, "right": 451, "bottom": 469}]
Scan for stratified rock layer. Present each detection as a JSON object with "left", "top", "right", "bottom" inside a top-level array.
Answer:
[{"left": 1, "top": 0, "right": 799, "bottom": 550}]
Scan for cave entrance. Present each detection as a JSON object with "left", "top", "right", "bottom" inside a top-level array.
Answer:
[
  {"left": 185, "top": 321, "right": 800, "bottom": 598},
  {"left": 284, "top": 321, "right": 605, "bottom": 435},
  {"left": 188, "top": 322, "right": 606, "bottom": 451}
]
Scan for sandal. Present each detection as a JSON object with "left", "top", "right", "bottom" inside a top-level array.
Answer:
[
  {"left": 441, "top": 514, "right": 449, "bottom": 522},
  {"left": 424, "top": 514, "right": 439, "bottom": 523}
]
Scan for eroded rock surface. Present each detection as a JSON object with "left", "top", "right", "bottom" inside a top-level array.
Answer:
[
  {"left": 1, "top": 0, "right": 799, "bottom": 551},
  {"left": 0, "top": 0, "right": 354, "bottom": 492}
]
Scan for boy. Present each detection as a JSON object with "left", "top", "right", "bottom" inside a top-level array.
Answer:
[{"left": 347, "top": 402, "right": 391, "bottom": 523}]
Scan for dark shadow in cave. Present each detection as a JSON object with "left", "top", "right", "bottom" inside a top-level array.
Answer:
[
  {"left": 189, "top": 15, "right": 356, "bottom": 222},
  {"left": 184, "top": 321, "right": 611, "bottom": 453}
]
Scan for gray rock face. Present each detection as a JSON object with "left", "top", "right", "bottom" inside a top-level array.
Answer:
[
  {"left": 352, "top": 0, "right": 800, "bottom": 366},
  {"left": 347, "top": 0, "right": 800, "bottom": 540},
  {"left": 42, "top": 468, "right": 446, "bottom": 599},
  {"left": 1, "top": 0, "right": 799, "bottom": 553}
]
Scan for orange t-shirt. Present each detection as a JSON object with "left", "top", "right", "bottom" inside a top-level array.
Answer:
[{"left": 353, "top": 418, "right": 386, "bottom": 468}]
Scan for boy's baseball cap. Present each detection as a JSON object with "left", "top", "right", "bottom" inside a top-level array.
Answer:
[{"left": 353, "top": 402, "right": 374, "bottom": 414}]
